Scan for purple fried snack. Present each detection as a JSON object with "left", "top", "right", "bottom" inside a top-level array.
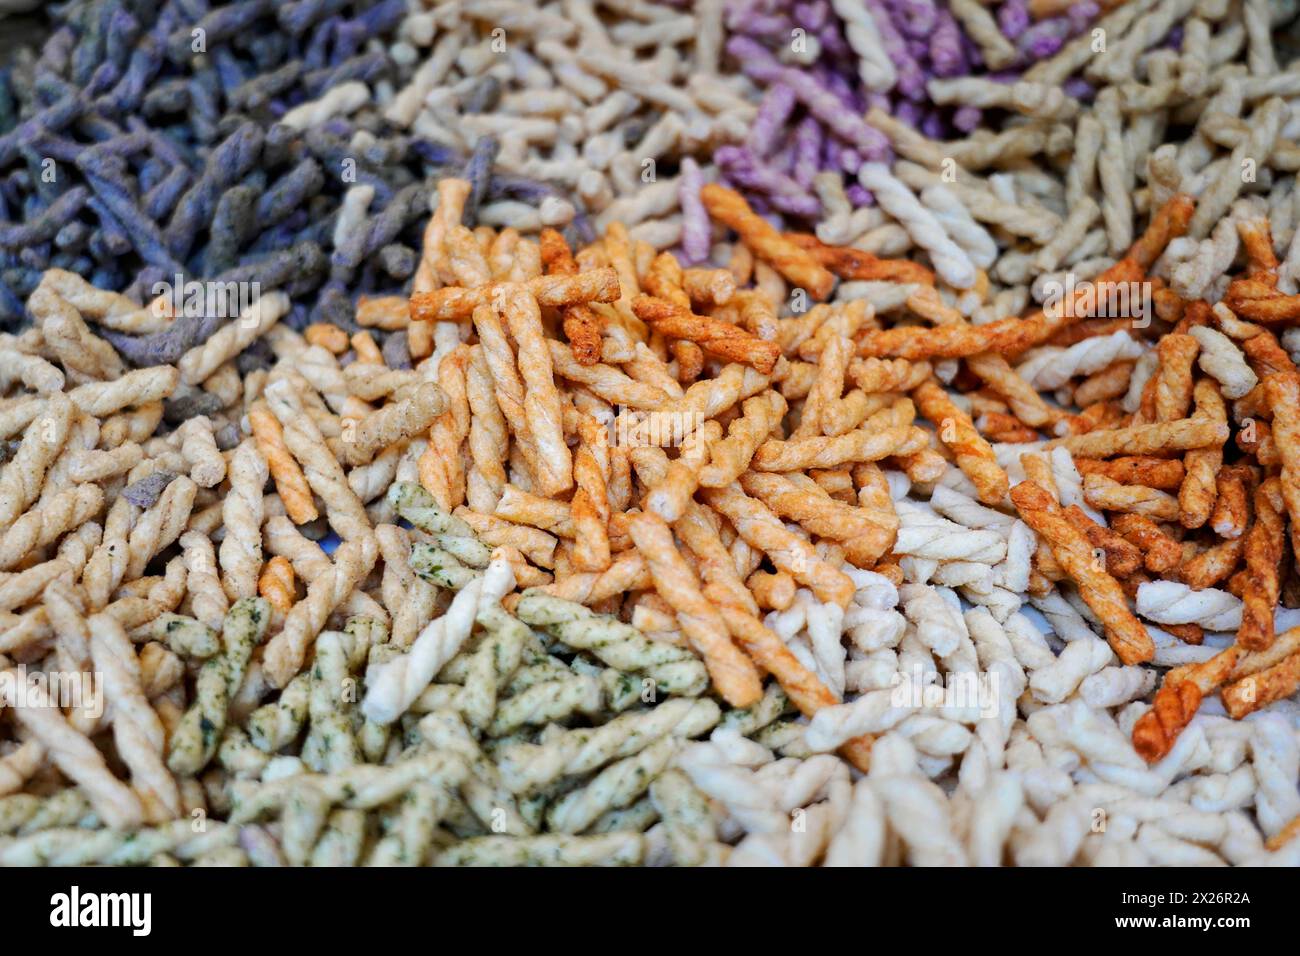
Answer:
[{"left": 678, "top": 157, "right": 711, "bottom": 266}]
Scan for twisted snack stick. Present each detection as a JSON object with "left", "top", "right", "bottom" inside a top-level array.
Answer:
[
  {"left": 1240, "top": 478, "right": 1285, "bottom": 652},
  {"left": 548, "top": 342, "right": 672, "bottom": 409},
  {"left": 0, "top": 484, "right": 101, "bottom": 571},
  {"left": 626, "top": 511, "right": 762, "bottom": 708},
  {"left": 786, "top": 234, "right": 937, "bottom": 286},
  {"left": 418, "top": 710, "right": 530, "bottom": 835},
  {"left": 1263, "top": 372, "right": 1300, "bottom": 558},
  {"left": 219, "top": 439, "right": 268, "bottom": 602},
  {"left": 362, "top": 558, "right": 514, "bottom": 725},
  {"left": 1178, "top": 379, "right": 1226, "bottom": 529},
  {"left": 540, "top": 551, "right": 651, "bottom": 605},
  {"left": 1044, "top": 418, "right": 1229, "bottom": 457},
  {"left": 125, "top": 475, "right": 196, "bottom": 580},
  {"left": 514, "top": 592, "right": 708, "bottom": 696},
  {"left": 419, "top": 346, "right": 470, "bottom": 509},
  {"left": 68, "top": 442, "right": 143, "bottom": 483},
  {"left": 572, "top": 414, "right": 612, "bottom": 572},
  {"left": 739, "top": 472, "right": 896, "bottom": 568},
  {"left": 177, "top": 291, "right": 289, "bottom": 385},
  {"left": 263, "top": 535, "right": 378, "bottom": 688},
  {"left": 29, "top": 282, "right": 124, "bottom": 382},
  {"left": 699, "top": 184, "right": 835, "bottom": 299},
  {"left": 409, "top": 268, "right": 621, "bottom": 323},
  {"left": 87, "top": 613, "right": 180, "bottom": 822},
  {"left": 1010, "top": 481, "right": 1154, "bottom": 665},
  {"left": 465, "top": 346, "right": 509, "bottom": 513},
  {"left": 642, "top": 421, "right": 721, "bottom": 525},
  {"left": 175, "top": 416, "right": 226, "bottom": 488},
  {"left": 913, "top": 381, "right": 1008, "bottom": 505},
  {"left": 168, "top": 598, "right": 269, "bottom": 776},
  {"left": 540, "top": 228, "right": 603, "bottom": 365},
  {"left": 264, "top": 379, "right": 370, "bottom": 540},
  {"left": 702, "top": 484, "right": 855, "bottom": 608},
  {"left": 257, "top": 556, "right": 295, "bottom": 616},
  {"left": 0, "top": 391, "right": 72, "bottom": 530},
  {"left": 858, "top": 163, "right": 977, "bottom": 289},
  {"left": 342, "top": 381, "right": 446, "bottom": 467},
  {"left": 178, "top": 529, "right": 228, "bottom": 632},
  {"left": 698, "top": 392, "right": 786, "bottom": 488},
  {"left": 434, "top": 832, "right": 641, "bottom": 867},
  {"left": 498, "top": 284, "right": 572, "bottom": 496},
  {"left": 1083, "top": 473, "right": 1179, "bottom": 521},
  {"left": 631, "top": 296, "right": 781, "bottom": 375},
  {"left": 751, "top": 412, "right": 925, "bottom": 471},
  {"left": 247, "top": 400, "right": 317, "bottom": 525}
]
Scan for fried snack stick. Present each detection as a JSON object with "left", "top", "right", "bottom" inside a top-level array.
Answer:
[
  {"left": 1222, "top": 651, "right": 1300, "bottom": 719},
  {"left": 571, "top": 414, "right": 612, "bottom": 572},
  {"left": 1152, "top": 334, "right": 1200, "bottom": 422},
  {"left": 87, "top": 613, "right": 180, "bottom": 822},
  {"left": 0, "top": 484, "right": 101, "bottom": 571},
  {"left": 1061, "top": 505, "right": 1143, "bottom": 577},
  {"left": 500, "top": 285, "right": 572, "bottom": 496},
  {"left": 1211, "top": 465, "right": 1254, "bottom": 539},
  {"left": 1074, "top": 456, "right": 1185, "bottom": 489},
  {"left": 631, "top": 296, "right": 781, "bottom": 375},
  {"left": 0, "top": 392, "right": 73, "bottom": 531},
  {"left": 1223, "top": 278, "right": 1300, "bottom": 323},
  {"left": 702, "top": 484, "right": 855, "bottom": 607},
  {"left": 1082, "top": 473, "right": 1180, "bottom": 521},
  {"left": 342, "top": 382, "right": 445, "bottom": 467},
  {"left": 1010, "top": 481, "right": 1154, "bottom": 664},
  {"left": 785, "top": 232, "right": 935, "bottom": 285},
  {"left": 1178, "top": 379, "right": 1226, "bottom": 529},
  {"left": 258, "top": 556, "right": 296, "bottom": 615},
  {"left": 1263, "top": 372, "right": 1300, "bottom": 557},
  {"left": 1044, "top": 417, "right": 1228, "bottom": 457},
  {"left": 913, "top": 380, "right": 1009, "bottom": 505},
  {"left": 125, "top": 475, "right": 197, "bottom": 580},
  {"left": 700, "top": 184, "right": 836, "bottom": 299},
  {"left": 740, "top": 472, "right": 896, "bottom": 567},
  {"left": 408, "top": 268, "right": 621, "bottom": 323},
  {"left": 751, "top": 401, "right": 923, "bottom": 472},
  {"left": 642, "top": 252, "right": 706, "bottom": 384},
  {"left": 6, "top": 672, "right": 144, "bottom": 829},
  {"left": 1239, "top": 478, "right": 1286, "bottom": 652},
  {"left": 540, "top": 551, "right": 651, "bottom": 605},
  {"left": 539, "top": 228, "right": 603, "bottom": 366},
  {"left": 1107, "top": 514, "right": 1182, "bottom": 575},
  {"left": 263, "top": 535, "right": 378, "bottom": 687},
  {"left": 623, "top": 363, "right": 769, "bottom": 448},
  {"left": 625, "top": 511, "right": 763, "bottom": 708},
  {"left": 219, "top": 439, "right": 268, "bottom": 603},
  {"left": 418, "top": 347, "right": 470, "bottom": 509},
  {"left": 264, "top": 380, "right": 370, "bottom": 540},
  {"left": 698, "top": 391, "right": 787, "bottom": 488}
]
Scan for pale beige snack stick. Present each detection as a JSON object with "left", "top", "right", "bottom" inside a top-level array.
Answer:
[
  {"left": 342, "top": 382, "right": 446, "bottom": 468},
  {"left": 0, "top": 392, "right": 73, "bottom": 531},
  {"left": 88, "top": 613, "right": 180, "bottom": 822},
  {"left": 6, "top": 672, "right": 144, "bottom": 829},
  {"left": 177, "top": 292, "right": 289, "bottom": 385},
  {"left": 262, "top": 516, "right": 387, "bottom": 626},
  {"left": 178, "top": 529, "right": 228, "bottom": 632},
  {"left": 263, "top": 534, "right": 379, "bottom": 687},
  {"left": 264, "top": 379, "right": 370, "bottom": 541},
  {"left": 219, "top": 439, "right": 269, "bottom": 602},
  {"left": 0, "top": 484, "right": 101, "bottom": 571},
  {"left": 28, "top": 281, "right": 124, "bottom": 382},
  {"left": 1044, "top": 418, "right": 1229, "bottom": 456},
  {"left": 175, "top": 417, "right": 226, "bottom": 488},
  {"left": 571, "top": 414, "right": 612, "bottom": 572},
  {"left": 644, "top": 420, "right": 723, "bottom": 524},
  {"left": 698, "top": 391, "right": 787, "bottom": 488},
  {"left": 465, "top": 346, "right": 508, "bottom": 514},
  {"left": 125, "top": 475, "right": 197, "bottom": 580}
]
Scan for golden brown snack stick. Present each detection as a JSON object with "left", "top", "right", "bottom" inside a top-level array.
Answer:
[
  {"left": 1222, "top": 651, "right": 1300, "bottom": 719},
  {"left": 1179, "top": 537, "right": 1245, "bottom": 591},
  {"left": 785, "top": 232, "right": 935, "bottom": 285},
  {"left": 539, "top": 228, "right": 604, "bottom": 366},
  {"left": 1010, "top": 480, "right": 1154, "bottom": 664},
  {"left": 1239, "top": 478, "right": 1285, "bottom": 652},
  {"left": 342, "top": 382, "right": 445, "bottom": 468},
  {"left": 356, "top": 295, "right": 409, "bottom": 330},
  {"left": 698, "top": 391, "right": 787, "bottom": 488},
  {"left": 500, "top": 285, "right": 572, "bottom": 496},
  {"left": 1044, "top": 417, "right": 1228, "bottom": 457},
  {"left": 631, "top": 296, "right": 781, "bottom": 374},
  {"left": 1082, "top": 473, "right": 1180, "bottom": 521},
  {"left": 1061, "top": 504, "right": 1142, "bottom": 577},
  {"left": 1264, "top": 372, "right": 1300, "bottom": 557},
  {"left": 258, "top": 555, "right": 296, "bottom": 614},
  {"left": 1073, "top": 455, "right": 1185, "bottom": 490},
  {"left": 848, "top": 358, "right": 932, "bottom": 394},
  {"left": 700, "top": 184, "right": 836, "bottom": 300},
  {"left": 1108, "top": 513, "right": 1182, "bottom": 574},
  {"left": 1178, "top": 379, "right": 1226, "bottom": 529},
  {"left": 248, "top": 401, "right": 318, "bottom": 525},
  {"left": 913, "top": 381, "right": 1009, "bottom": 505},
  {"left": 305, "top": 323, "right": 349, "bottom": 354},
  {"left": 1152, "top": 334, "right": 1200, "bottom": 422},
  {"left": 625, "top": 511, "right": 762, "bottom": 708},
  {"left": 702, "top": 484, "right": 855, "bottom": 608},
  {"left": 408, "top": 268, "right": 621, "bottom": 323},
  {"left": 1210, "top": 465, "right": 1254, "bottom": 539},
  {"left": 571, "top": 414, "right": 612, "bottom": 573},
  {"left": 748, "top": 570, "right": 797, "bottom": 610},
  {"left": 739, "top": 471, "right": 897, "bottom": 567}
]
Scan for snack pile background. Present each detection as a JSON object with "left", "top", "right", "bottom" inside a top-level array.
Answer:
[{"left": 1, "top": 0, "right": 1300, "bottom": 867}]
